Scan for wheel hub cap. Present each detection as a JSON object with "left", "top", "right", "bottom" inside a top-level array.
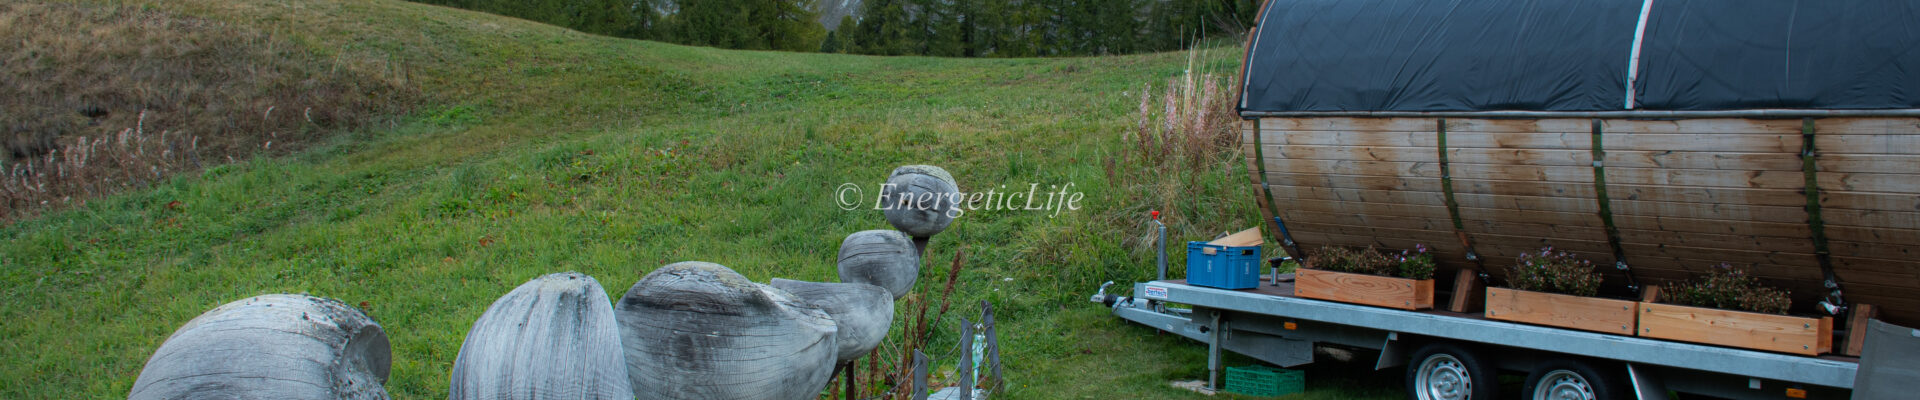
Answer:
[
  {"left": 1416, "top": 355, "right": 1472, "bottom": 400},
  {"left": 1536, "top": 370, "right": 1595, "bottom": 400}
]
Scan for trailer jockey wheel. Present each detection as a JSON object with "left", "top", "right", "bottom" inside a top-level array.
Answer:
[
  {"left": 1407, "top": 342, "right": 1499, "bottom": 400},
  {"left": 1522, "top": 358, "right": 1623, "bottom": 400}
]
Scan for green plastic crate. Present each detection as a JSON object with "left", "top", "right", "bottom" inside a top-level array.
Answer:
[{"left": 1224, "top": 365, "right": 1304, "bottom": 397}]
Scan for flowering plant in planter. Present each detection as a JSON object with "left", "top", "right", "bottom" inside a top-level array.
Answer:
[
  {"left": 1310, "top": 244, "right": 1434, "bottom": 280},
  {"left": 1638, "top": 263, "right": 1827, "bottom": 355},
  {"left": 1484, "top": 247, "right": 1633, "bottom": 334},
  {"left": 1665, "top": 263, "right": 1791, "bottom": 315},
  {"left": 1393, "top": 244, "right": 1436, "bottom": 281},
  {"left": 1296, "top": 244, "right": 1439, "bottom": 310},
  {"left": 1504, "top": 247, "right": 1602, "bottom": 297}
]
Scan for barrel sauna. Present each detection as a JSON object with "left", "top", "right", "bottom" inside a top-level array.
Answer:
[{"left": 1236, "top": 0, "right": 1920, "bottom": 327}]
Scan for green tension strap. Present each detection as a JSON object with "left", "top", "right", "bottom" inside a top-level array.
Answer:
[
  {"left": 1800, "top": 118, "right": 1846, "bottom": 311},
  {"left": 1436, "top": 118, "right": 1487, "bottom": 279},
  {"left": 1250, "top": 118, "right": 1307, "bottom": 261},
  {"left": 1590, "top": 119, "right": 1639, "bottom": 293}
]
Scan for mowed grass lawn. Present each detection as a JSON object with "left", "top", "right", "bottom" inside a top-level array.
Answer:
[{"left": 1, "top": 1, "right": 1402, "bottom": 398}]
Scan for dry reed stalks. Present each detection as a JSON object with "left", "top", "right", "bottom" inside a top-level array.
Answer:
[
  {"left": 1127, "top": 47, "right": 1238, "bottom": 169},
  {"left": 2, "top": 111, "right": 199, "bottom": 219}
]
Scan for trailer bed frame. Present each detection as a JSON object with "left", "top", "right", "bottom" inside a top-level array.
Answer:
[{"left": 1111, "top": 277, "right": 1861, "bottom": 398}]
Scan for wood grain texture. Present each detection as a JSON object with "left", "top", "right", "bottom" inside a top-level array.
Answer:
[
  {"left": 1637, "top": 303, "right": 1833, "bottom": 356},
  {"left": 1244, "top": 124, "right": 1281, "bottom": 237},
  {"left": 1821, "top": 114, "right": 1920, "bottom": 334},
  {"left": 1262, "top": 130, "right": 1816, "bottom": 153},
  {"left": 1260, "top": 117, "right": 1917, "bottom": 135},
  {"left": 1820, "top": 191, "right": 1920, "bottom": 213},
  {"left": 1816, "top": 154, "right": 1920, "bottom": 173},
  {"left": 1484, "top": 288, "right": 1637, "bottom": 335},
  {"left": 1254, "top": 116, "right": 1920, "bottom": 326},
  {"left": 1265, "top": 145, "right": 1796, "bottom": 170},
  {"left": 1814, "top": 118, "right": 1920, "bottom": 135},
  {"left": 837, "top": 230, "right": 920, "bottom": 300},
  {"left": 768, "top": 279, "right": 894, "bottom": 363},
  {"left": 130, "top": 294, "right": 390, "bottom": 400},
  {"left": 1843, "top": 304, "right": 1879, "bottom": 356},
  {"left": 1292, "top": 268, "right": 1434, "bottom": 310},
  {"left": 1448, "top": 269, "right": 1485, "bottom": 313},
  {"left": 616, "top": 262, "right": 837, "bottom": 400},
  {"left": 1825, "top": 208, "right": 1920, "bottom": 230},
  {"left": 1600, "top": 118, "right": 1810, "bottom": 134},
  {"left": 1267, "top": 172, "right": 1790, "bottom": 207},
  {"left": 1610, "top": 214, "right": 1811, "bottom": 238},
  {"left": 1209, "top": 227, "right": 1264, "bottom": 247},
  {"left": 882, "top": 165, "right": 960, "bottom": 237},
  {"left": 1818, "top": 135, "right": 1920, "bottom": 154},
  {"left": 449, "top": 272, "right": 630, "bottom": 400},
  {"left": 1616, "top": 228, "right": 1814, "bottom": 253}
]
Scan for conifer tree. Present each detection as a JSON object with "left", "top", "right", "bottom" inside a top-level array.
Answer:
[
  {"left": 833, "top": 16, "right": 861, "bottom": 53},
  {"left": 853, "top": 0, "right": 911, "bottom": 55}
]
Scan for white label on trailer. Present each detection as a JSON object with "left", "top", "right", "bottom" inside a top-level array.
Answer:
[{"left": 1144, "top": 285, "right": 1169, "bottom": 299}]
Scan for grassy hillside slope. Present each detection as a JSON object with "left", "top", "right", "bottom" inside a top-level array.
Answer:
[
  {"left": 1, "top": 1, "right": 414, "bottom": 218},
  {"left": 1, "top": 0, "right": 1400, "bottom": 398}
]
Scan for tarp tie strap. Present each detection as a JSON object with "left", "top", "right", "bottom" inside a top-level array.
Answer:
[
  {"left": 1800, "top": 117, "right": 1847, "bottom": 315},
  {"left": 1591, "top": 119, "right": 1640, "bottom": 295},
  {"left": 1249, "top": 119, "right": 1309, "bottom": 263},
  {"left": 1436, "top": 119, "right": 1489, "bottom": 282}
]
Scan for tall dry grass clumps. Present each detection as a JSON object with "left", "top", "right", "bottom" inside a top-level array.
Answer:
[
  {"left": 3, "top": 112, "right": 199, "bottom": 219},
  {"left": 0, "top": 1, "right": 415, "bottom": 219},
  {"left": 1102, "top": 46, "right": 1252, "bottom": 250},
  {"left": 1127, "top": 49, "right": 1239, "bottom": 169}
]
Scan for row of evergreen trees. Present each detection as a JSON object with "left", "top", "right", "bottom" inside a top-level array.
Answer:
[{"left": 410, "top": 0, "right": 1260, "bottom": 56}]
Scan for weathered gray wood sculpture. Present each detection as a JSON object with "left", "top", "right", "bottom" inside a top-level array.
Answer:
[
  {"left": 616, "top": 262, "right": 838, "bottom": 400},
  {"left": 882, "top": 165, "right": 960, "bottom": 238},
  {"left": 449, "top": 272, "right": 631, "bottom": 400},
  {"left": 837, "top": 229, "right": 921, "bottom": 300},
  {"left": 129, "top": 294, "right": 391, "bottom": 400},
  {"left": 769, "top": 278, "right": 895, "bottom": 362}
]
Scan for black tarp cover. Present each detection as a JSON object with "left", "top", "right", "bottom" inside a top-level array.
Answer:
[{"left": 1238, "top": 0, "right": 1920, "bottom": 113}]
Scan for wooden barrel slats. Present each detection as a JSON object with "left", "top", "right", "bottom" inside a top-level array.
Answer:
[
  {"left": 1245, "top": 116, "right": 1920, "bottom": 326},
  {"left": 1813, "top": 119, "right": 1920, "bottom": 322}
]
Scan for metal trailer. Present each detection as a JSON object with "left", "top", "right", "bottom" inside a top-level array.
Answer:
[{"left": 1094, "top": 273, "right": 1919, "bottom": 400}]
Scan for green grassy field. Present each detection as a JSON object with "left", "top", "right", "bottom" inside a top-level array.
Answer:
[{"left": 1, "top": 1, "right": 1404, "bottom": 398}]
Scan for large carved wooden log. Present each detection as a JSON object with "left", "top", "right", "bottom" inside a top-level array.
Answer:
[
  {"left": 616, "top": 262, "right": 838, "bottom": 400},
  {"left": 129, "top": 294, "right": 391, "bottom": 400},
  {"left": 449, "top": 272, "right": 630, "bottom": 400},
  {"left": 769, "top": 278, "right": 895, "bottom": 363},
  {"left": 837, "top": 229, "right": 920, "bottom": 300},
  {"left": 882, "top": 165, "right": 960, "bottom": 237}
]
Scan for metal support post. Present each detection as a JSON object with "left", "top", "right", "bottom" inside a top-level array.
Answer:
[{"left": 1207, "top": 312, "right": 1223, "bottom": 391}]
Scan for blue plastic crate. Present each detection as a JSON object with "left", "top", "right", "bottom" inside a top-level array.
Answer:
[{"left": 1186, "top": 242, "right": 1261, "bottom": 289}]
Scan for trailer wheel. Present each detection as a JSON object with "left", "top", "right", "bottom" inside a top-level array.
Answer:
[
  {"left": 1407, "top": 342, "right": 1499, "bottom": 400},
  {"left": 1522, "top": 358, "right": 1624, "bottom": 400}
]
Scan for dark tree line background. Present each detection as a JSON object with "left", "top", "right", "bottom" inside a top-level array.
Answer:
[{"left": 408, "top": 0, "right": 1261, "bottom": 56}]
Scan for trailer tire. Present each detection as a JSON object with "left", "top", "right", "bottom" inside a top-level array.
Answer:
[
  {"left": 1521, "top": 358, "right": 1624, "bottom": 400},
  {"left": 1407, "top": 342, "right": 1499, "bottom": 400}
]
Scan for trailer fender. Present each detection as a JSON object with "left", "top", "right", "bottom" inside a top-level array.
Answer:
[
  {"left": 1375, "top": 332, "right": 1407, "bottom": 370},
  {"left": 1626, "top": 364, "right": 1671, "bottom": 400}
]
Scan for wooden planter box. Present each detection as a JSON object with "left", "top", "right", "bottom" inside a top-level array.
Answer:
[
  {"left": 1293, "top": 268, "right": 1434, "bottom": 310},
  {"left": 1484, "top": 288, "right": 1638, "bottom": 335},
  {"left": 1637, "top": 303, "right": 1834, "bottom": 356}
]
